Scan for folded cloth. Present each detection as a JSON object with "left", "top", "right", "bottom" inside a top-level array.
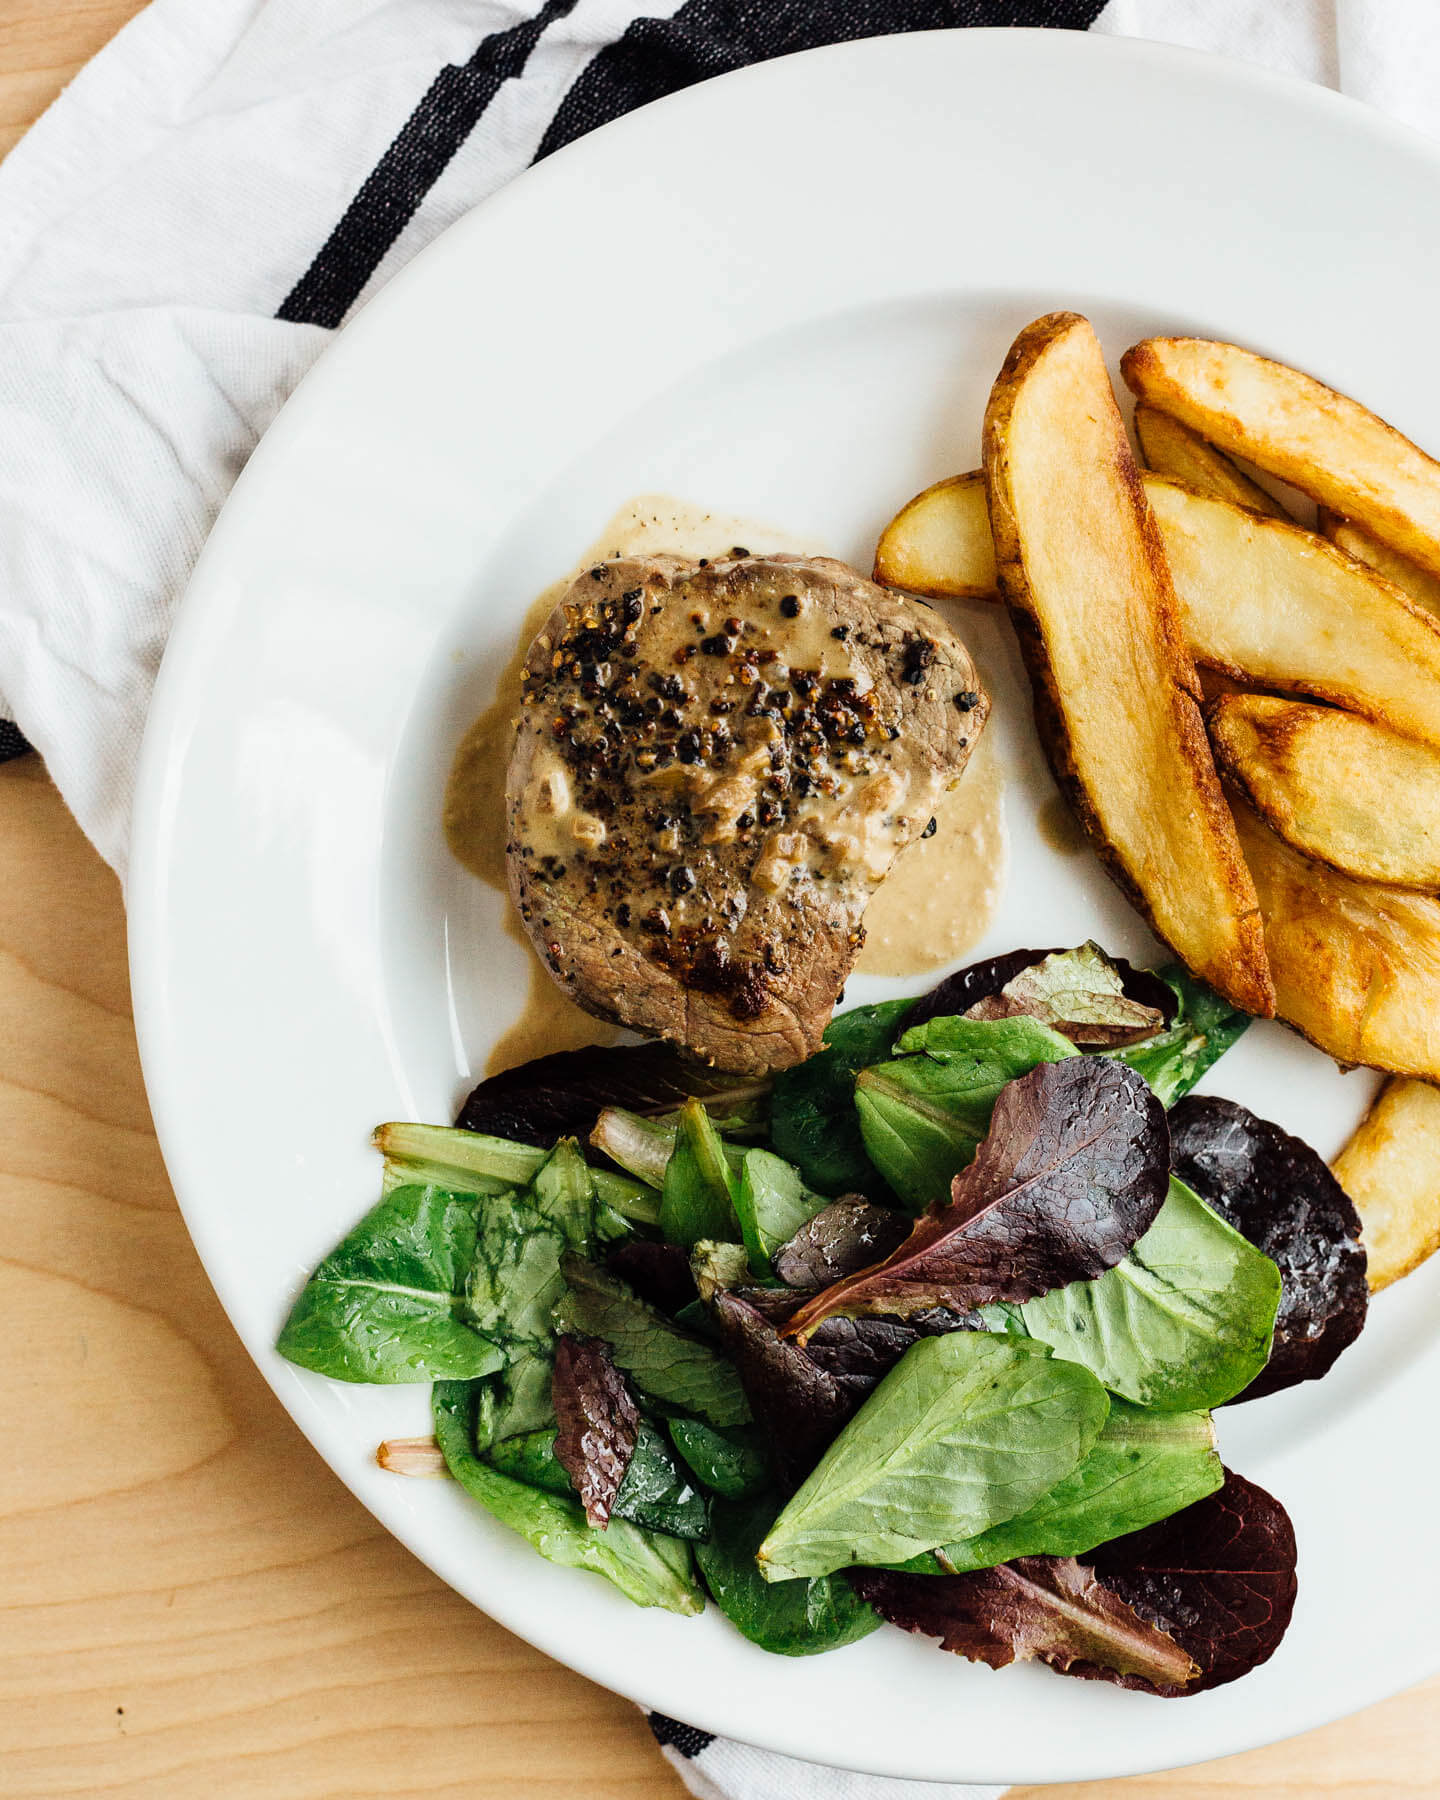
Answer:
[
  {"left": 5, "top": 0, "right": 1439, "bottom": 875},
  {"left": 1, "top": 1, "right": 1437, "bottom": 1794}
]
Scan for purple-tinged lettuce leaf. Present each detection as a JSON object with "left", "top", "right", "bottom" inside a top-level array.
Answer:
[
  {"left": 709, "top": 1290, "right": 858, "bottom": 1489},
  {"left": 856, "top": 1016, "right": 1077, "bottom": 1213},
  {"left": 785, "top": 1058, "right": 1169, "bottom": 1340},
  {"left": 772, "top": 1198, "right": 911, "bottom": 1288},
  {"left": 1087, "top": 1468, "right": 1298, "bottom": 1693},
  {"left": 906, "top": 946, "right": 1177, "bottom": 1037},
  {"left": 803, "top": 1307, "right": 981, "bottom": 1380},
  {"left": 850, "top": 1556, "right": 1197, "bottom": 1688},
  {"left": 457, "top": 1042, "right": 769, "bottom": 1147},
  {"left": 556, "top": 1256, "right": 751, "bottom": 1429},
  {"left": 605, "top": 1240, "right": 696, "bottom": 1317},
  {"left": 853, "top": 1467, "right": 1296, "bottom": 1696},
  {"left": 706, "top": 1288, "right": 979, "bottom": 1489},
  {"left": 552, "top": 1334, "right": 640, "bottom": 1528},
  {"left": 963, "top": 943, "right": 1167, "bottom": 1048},
  {"left": 1169, "top": 1096, "right": 1367, "bottom": 1400}
]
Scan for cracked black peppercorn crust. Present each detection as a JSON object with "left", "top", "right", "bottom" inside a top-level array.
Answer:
[{"left": 506, "top": 552, "right": 988, "bottom": 1073}]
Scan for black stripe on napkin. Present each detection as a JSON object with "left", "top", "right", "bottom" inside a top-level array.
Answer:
[
  {"left": 277, "top": 0, "right": 580, "bottom": 330},
  {"left": 648, "top": 1712, "right": 716, "bottom": 1758},
  {"left": 0, "top": 720, "right": 31, "bottom": 763},
  {"left": 537, "top": 0, "right": 1110, "bottom": 158}
]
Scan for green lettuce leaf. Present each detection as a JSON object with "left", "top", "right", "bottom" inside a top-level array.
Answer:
[
  {"left": 734, "top": 1147, "right": 829, "bottom": 1277},
  {"left": 1021, "top": 1178, "right": 1281, "bottom": 1410},
  {"left": 432, "top": 1381, "right": 703, "bottom": 1614},
  {"left": 936, "top": 1399, "right": 1222, "bottom": 1571},
  {"left": 276, "top": 1184, "right": 503, "bottom": 1383},
  {"left": 660, "top": 1100, "right": 741, "bottom": 1247},
  {"left": 1108, "top": 965, "right": 1252, "bottom": 1107},
  {"left": 769, "top": 999, "right": 916, "bottom": 1196},
  {"left": 697, "top": 1494, "right": 883, "bottom": 1655},
  {"left": 757, "top": 1334, "right": 1108, "bottom": 1580},
  {"left": 667, "top": 1419, "right": 771, "bottom": 1500},
  {"left": 556, "top": 1256, "right": 751, "bottom": 1428},
  {"left": 855, "top": 1016, "right": 1076, "bottom": 1211}
]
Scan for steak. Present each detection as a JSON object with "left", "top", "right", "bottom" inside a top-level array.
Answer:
[{"left": 505, "top": 552, "right": 988, "bottom": 1072}]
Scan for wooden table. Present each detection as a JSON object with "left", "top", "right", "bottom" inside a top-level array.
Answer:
[{"left": 3, "top": 8, "right": 1439, "bottom": 1797}]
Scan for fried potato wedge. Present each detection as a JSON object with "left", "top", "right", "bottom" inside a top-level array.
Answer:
[
  {"left": 1333, "top": 1078, "right": 1440, "bottom": 1291},
  {"left": 873, "top": 472, "right": 996, "bottom": 597},
  {"left": 1232, "top": 798, "right": 1440, "bottom": 1079},
  {"left": 1133, "top": 404, "right": 1288, "bottom": 517},
  {"left": 1317, "top": 508, "right": 1440, "bottom": 616},
  {"left": 983, "top": 312, "right": 1273, "bottom": 1017},
  {"left": 872, "top": 471, "right": 996, "bottom": 597},
  {"left": 1149, "top": 478, "right": 1440, "bottom": 748},
  {"left": 1121, "top": 337, "right": 1440, "bottom": 579},
  {"left": 1210, "top": 694, "right": 1440, "bottom": 890},
  {"left": 874, "top": 478, "right": 1440, "bottom": 745}
]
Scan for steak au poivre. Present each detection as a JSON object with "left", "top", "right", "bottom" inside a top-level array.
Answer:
[{"left": 506, "top": 552, "right": 988, "bottom": 1073}]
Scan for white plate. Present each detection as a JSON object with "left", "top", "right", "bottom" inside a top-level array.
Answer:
[{"left": 129, "top": 29, "right": 1440, "bottom": 1785}]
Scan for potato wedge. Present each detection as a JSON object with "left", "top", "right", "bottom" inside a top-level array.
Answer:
[
  {"left": 983, "top": 312, "right": 1273, "bottom": 1017},
  {"left": 1133, "top": 404, "right": 1288, "bottom": 517},
  {"left": 872, "top": 471, "right": 996, "bottom": 597},
  {"left": 1210, "top": 694, "right": 1440, "bottom": 890},
  {"left": 1317, "top": 508, "right": 1440, "bottom": 616},
  {"left": 1232, "top": 798, "right": 1440, "bottom": 1079},
  {"left": 1333, "top": 1077, "right": 1440, "bottom": 1291},
  {"left": 876, "top": 468, "right": 1440, "bottom": 748},
  {"left": 873, "top": 472, "right": 996, "bottom": 598},
  {"left": 1121, "top": 337, "right": 1440, "bottom": 579},
  {"left": 1149, "top": 478, "right": 1440, "bottom": 748},
  {"left": 874, "top": 479, "right": 1440, "bottom": 745}
]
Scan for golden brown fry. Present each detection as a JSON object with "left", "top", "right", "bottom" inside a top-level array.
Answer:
[
  {"left": 874, "top": 473, "right": 1440, "bottom": 745},
  {"left": 872, "top": 471, "right": 996, "bottom": 598},
  {"left": 1232, "top": 798, "right": 1440, "bottom": 1079},
  {"left": 1317, "top": 508, "right": 1440, "bottom": 616},
  {"left": 1121, "top": 337, "right": 1440, "bottom": 579},
  {"left": 1333, "top": 1077, "right": 1440, "bottom": 1291},
  {"left": 983, "top": 312, "right": 1273, "bottom": 1017},
  {"left": 1149, "top": 478, "right": 1440, "bottom": 748},
  {"left": 1209, "top": 694, "right": 1440, "bottom": 890},
  {"left": 873, "top": 475, "right": 1440, "bottom": 742},
  {"left": 1132, "top": 404, "right": 1288, "bottom": 517}
]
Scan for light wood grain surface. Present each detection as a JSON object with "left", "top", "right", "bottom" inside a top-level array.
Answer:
[{"left": 3, "top": 7, "right": 1440, "bottom": 1797}]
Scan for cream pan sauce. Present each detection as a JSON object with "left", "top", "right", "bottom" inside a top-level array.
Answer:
[{"left": 854, "top": 726, "right": 1006, "bottom": 978}]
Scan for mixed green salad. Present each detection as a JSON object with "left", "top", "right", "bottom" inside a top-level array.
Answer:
[{"left": 278, "top": 943, "right": 1368, "bottom": 1694}]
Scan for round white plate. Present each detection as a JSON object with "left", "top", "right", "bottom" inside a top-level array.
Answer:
[{"left": 129, "top": 28, "right": 1440, "bottom": 1785}]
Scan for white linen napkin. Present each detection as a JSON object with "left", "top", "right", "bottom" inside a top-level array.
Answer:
[{"left": 1, "top": 3, "right": 1436, "bottom": 1795}]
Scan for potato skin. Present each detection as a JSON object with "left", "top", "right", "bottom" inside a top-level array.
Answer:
[
  {"left": 1318, "top": 508, "right": 1440, "bottom": 617},
  {"left": 983, "top": 313, "right": 1273, "bottom": 1019}
]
